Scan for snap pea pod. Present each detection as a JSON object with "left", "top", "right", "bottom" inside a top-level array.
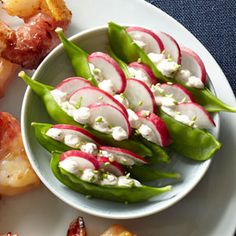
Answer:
[
  {"left": 32, "top": 123, "right": 73, "bottom": 153},
  {"left": 56, "top": 28, "right": 98, "bottom": 86},
  {"left": 159, "top": 110, "right": 221, "bottom": 161},
  {"left": 126, "top": 165, "right": 181, "bottom": 182},
  {"left": 134, "top": 136, "right": 170, "bottom": 163},
  {"left": 51, "top": 151, "right": 172, "bottom": 203},
  {"left": 108, "top": 22, "right": 167, "bottom": 82},
  {"left": 19, "top": 72, "right": 152, "bottom": 157},
  {"left": 108, "top": 22, "right": 236, "bottom": 113}
]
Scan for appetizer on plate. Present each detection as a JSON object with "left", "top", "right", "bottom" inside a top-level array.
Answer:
[{"left": 20, "top": 22, "right": 235, "bottom": 203}]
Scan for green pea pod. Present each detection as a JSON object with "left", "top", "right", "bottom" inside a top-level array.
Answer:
[
  {"left": 32, "top": 122, "right": 73, "bottom": 152},
  {"left": 20, "top": 72, "right": 152, "bottom": 157},
  {"left": 126, "top": 165, "right": 181, "bottom": 182},
  {"left": 108, "top": 22, "right": 236, "bottom": 113},
  {"left": 108, "top": 47, "right": 131, "bottom": 78},
  {"left": 56, "top": 28, "right": 98, "bottom": 86},
  {"left": 134, "top": 136, "right": 170, "bottom": 163},
  {"left": 51, "top": 151, "right": 172, "bottom": 203},
  {"left": 159, "top": 110, "right": 221, "bottom": 161}
]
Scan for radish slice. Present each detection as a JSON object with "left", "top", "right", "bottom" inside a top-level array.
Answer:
[
  {"left": 127, "top": 26, "right": 164, "bottom": 53},
  {"left": 155, "top": 31, "right": 181, "bottom": 64},
  {"left": 136, "top": 111, "right": 171, "bottom": 147},
  {"left": 162, "top": 103, "right": 215, "bottom": 129},
  {"left": 52, "top": 124, "right": 100, "bottom": 145},
  {"left": 98, "top": 156, "right": 125, "bottom": 176},
  {"left": 55, "top": 77, "right": 92, "bottom": 98},
  {"left": 128, "top": 62, "right": 157, "bottom": 86},
  {"left": 99, "top": 146, "right": 148, "bottom": 165},
  {"left": 88, "top": 52, "right": 126, "bottom": 93},
  {"left": 179, "top": 47, "right": 206, "bottom": 84},
  {"left": 152, "top": 83, "right": 194, "bottom": 105},
  {"left": 69, "top": 86, "right": 128, "bottom": 117},
  {"left": 60, "top": 150, "right": 99, "bottom": 170},
  {"left": 124, "top": 79, "right": 156, "bottom": 112},
  {"left": 88, "top": 103, "right": 131, "bottom": 137}
]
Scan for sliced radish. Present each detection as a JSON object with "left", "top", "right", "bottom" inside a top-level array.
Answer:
[
  {"left": 98, "top": 156, "right": 125, "bottom": 176},
  {"left": 69, "top": 86, "right": 128, "bottom": 117},
  {"left": 52, "top": 124, "right": 100, "bottom": 145},
  {"left": 88, "top": 103, "right": 131, "bottom": 137},
  {"left": 167, "top": 102, "right": 215, "bottom": 129},
  {"left": 154, "top": 31, "right": 181, "bottom": 64},
  {"left": 88, "top": 52, "right": 126, "bottom": 93},
  {"left": 124, "top": 79, "right": 156, "bottom": 112},
  {"left": 136, "top": 111, "right": 171, "bottom": 147},
  {"left": 56, "top": 77, "right": 92, "bottom": 98},
  {"left": 127, "top": 26, "right": 164, "bottom": 53},
  {"left": 128, "top": 62, "right": 157, "bottom": 86},
  {"left": 60, "top": 150, "right": 99, "bottom": 170},
  {"left": 180, "top": 47, "right": 206, "bottom": 84},
  {"left": 154, "top": 83, "right": 194, "bottom": 103},
  {"left": 99, "top": 146, "right": 148, "bottom": 165}
]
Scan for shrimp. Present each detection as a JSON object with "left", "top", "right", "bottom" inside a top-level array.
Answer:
[
  {"left": 0, "top": 112, "right": 40, "bottom": 196},
  {"left": 0, "top": 0, "right": 71, "bottom": 69}
]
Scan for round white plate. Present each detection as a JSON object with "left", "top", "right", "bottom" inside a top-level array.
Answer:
[{"left": 0, "top": 0, "right": 236, "bottom": 235}]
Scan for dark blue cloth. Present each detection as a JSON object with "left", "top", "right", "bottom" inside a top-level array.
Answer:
[{"left": 146, "top": 0, "right": 236, "bottom": 95}]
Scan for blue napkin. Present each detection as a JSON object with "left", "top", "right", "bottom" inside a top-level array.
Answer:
[{"left": 147, "top": 0, "right": 236, "bottom": 95}]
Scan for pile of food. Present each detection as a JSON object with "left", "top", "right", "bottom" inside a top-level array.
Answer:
[
  {"left": 20, "top": 22, "right": 236, "bottom": 203},
  {"left": 0, "top": 0, "right": 71, "bottom": 196}
]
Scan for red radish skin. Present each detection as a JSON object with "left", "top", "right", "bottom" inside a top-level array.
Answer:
[
  {"left": 97, "top": 156, "right": 125, "bottom": 176},
  {"left": 56, "top": 77, "right": 92, "bottom": 97},
  {"left": 137, "top": 111, "right": 171, "bottom": 147},
  {"left": 128, "top": 62, "right": 157, "bottom": 85},
  {"left": 99, "top": 146, "right": 148, "bottom": 165},
  {"left": 155, "top": 31, "right": 181, "bottom": 64},
  {"left": 60, "top": 150, "right": 100, "bottom": 169},
  {"left": 159, "top": 83, "right": 195, "bottom": 102},
  {"left": 88, "top": 52, "right": 127, "bottom": 93},
  {"left": 127, "top": 26, "right": 164, "bottom": 53},
  {"left": 52, "top": 124, "right": 101, "bottom": 144},
  {"left": 180, "top": 47, "right": 207, "bottom": 84},
  {"left": 69, "top": 86, "right": 128, "bottom": 117},
  {"left": 125, "top": 79, "right": 156, "bottom": 113},
  {"left": 88, "top": 103, "right": 131, "bottom": 137},
  {"left": 176, "top": 103, "right": 215, "bottom": 129}
]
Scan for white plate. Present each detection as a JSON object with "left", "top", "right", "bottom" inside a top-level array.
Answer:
[{"left": 0, "top": 0, "right": 236, "bottom": 235}]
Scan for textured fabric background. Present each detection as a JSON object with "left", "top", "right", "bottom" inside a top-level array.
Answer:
[{"left": 146, "top": 0, "right": 236, "bottom": 95}]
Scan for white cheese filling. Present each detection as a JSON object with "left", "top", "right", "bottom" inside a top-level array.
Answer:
[
  {"left": 80, "top": 142, "right": 98, "bottom": 155},
  {"left": 175, "top": 69, "right": 204, "bottom": 88},
  {"left": 128, "top": 67, "right": 152, "bottom": 87},
  {"left": 114, "top": 94, "right": 129, "bottom": 108},
  {"left": 127, "top": 109, "right": 141, "bottom": 129},
  {"left": 138, "top": 124, "right": 158, "bottom": 144}
]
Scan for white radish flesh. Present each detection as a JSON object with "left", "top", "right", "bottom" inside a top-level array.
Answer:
[
  {"left": 180, "top": 47, "right": 206, "bottom": 84},
  {"left": 88, "top": 104, "right": 131, "bottom": 137},
  {"left": 128, "top": 62, "right": 157, "bottom": 86},
  {"left": 136, "top": 111, "right": 171, "bottom": 147},
  {"left": 155, "top": 31, "right": 181, "bottom": 64},
  {"left": 174, "top": 103, "right": 215, "bottom": 129},
  {"left": 98, "top": 157, "right": 124, "bottom": 176},
  {"left": 52, "top": 124, "right": 100, "bottom": 145},
  {"left": 56, "top": 77, "right": 92, "bottom": 98},
  {"left": 127, "top": 26, "right": 164, "bottom": 53},
  {"left": 69, "top": 87, "right": 128, "bottom": 117},
  {"left": 60, "top": 150, "right": 99, "bottom": 170},
  {"left": 124, "top": 79, "right": 156, "bottom": 112},
  {"left": 99, "top": 146, "right": 148, "bottom": 165},
  {"left": 88, "top": 52, "right": 126, "bottom": 93}
]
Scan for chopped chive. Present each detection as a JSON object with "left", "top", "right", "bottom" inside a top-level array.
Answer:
[
  {"left": 74, "top": 96, "right": 83, "bottom": 109},
  {"left": 138, "top": 101, "right": 143, "bottom": 106},
  {"left": 95, "top": 117, "right": 103, "bottom": 123}
]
